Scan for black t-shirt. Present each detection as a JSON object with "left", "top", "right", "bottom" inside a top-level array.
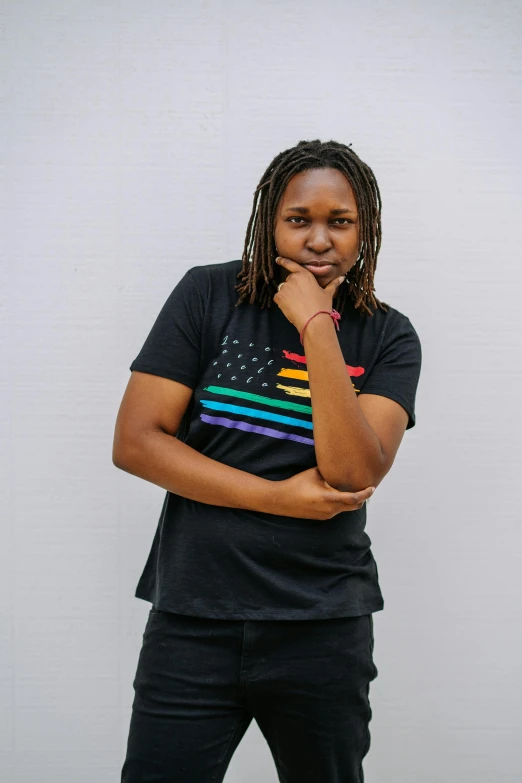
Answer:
[{"left": 129, "top": 259, "right": 422, "bottom": 620}]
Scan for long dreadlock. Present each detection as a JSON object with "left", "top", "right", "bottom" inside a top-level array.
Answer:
[{"left": 234, "top": 139, "right": 389, "bottom": 317}]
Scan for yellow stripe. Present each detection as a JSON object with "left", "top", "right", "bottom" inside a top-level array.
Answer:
[
  {"left": 276, "top": 382, "right": 360, "bottom": 396},
  {"left": 275, "top": 383, "right": 311, "bottom": 398}
]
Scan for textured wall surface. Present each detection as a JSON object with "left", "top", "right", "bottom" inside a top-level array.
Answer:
[{"left": 2, "top": 1, "right": 522, "bottom": 781}]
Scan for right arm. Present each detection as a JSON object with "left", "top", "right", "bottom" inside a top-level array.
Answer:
[
  {"left": 113, "top": 371, "right": 279, "bottom": 514},
  {"left": 112, "top": 371, "right": 374, "bottom": 519}
]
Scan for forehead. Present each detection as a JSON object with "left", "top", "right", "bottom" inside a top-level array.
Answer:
[{"left": 279, "top": 167, "right": 356, "bottom": 206}]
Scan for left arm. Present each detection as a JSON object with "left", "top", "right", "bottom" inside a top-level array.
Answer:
[
  {"left": 302, "top": 313, "right": 409, "bottom": 492},
  {"left": 274, "top": 256, "right": 410, "bottom": 493}
]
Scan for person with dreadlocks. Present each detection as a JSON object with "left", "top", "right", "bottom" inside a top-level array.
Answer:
[{"left": 114, "top": 139, "right": 422, "bottom": 782}]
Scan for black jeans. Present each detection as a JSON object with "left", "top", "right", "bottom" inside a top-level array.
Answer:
[{"left": 121, "top": 608, "right": 378, "bottom": 783}]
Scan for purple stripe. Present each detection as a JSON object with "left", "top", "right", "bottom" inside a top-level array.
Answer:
[{"left": 200, "top": 413, "right": 314, "bottom": 446}]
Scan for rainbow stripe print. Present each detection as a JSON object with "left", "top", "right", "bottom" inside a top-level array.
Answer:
[{"left": 200, "top": 337, "right": 365, "bottom": 447}]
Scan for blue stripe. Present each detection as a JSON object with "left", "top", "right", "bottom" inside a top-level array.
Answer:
[{"left": 200, "top": 399, "right": 314, "bottom": 430}]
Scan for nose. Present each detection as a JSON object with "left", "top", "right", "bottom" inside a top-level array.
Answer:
[{"left": 306, "top": 224, "right": 332, "bottom": 254}]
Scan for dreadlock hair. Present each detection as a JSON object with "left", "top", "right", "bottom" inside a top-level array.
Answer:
[{"left": 235, "top": 139, "right": 389, "bottom": 317}]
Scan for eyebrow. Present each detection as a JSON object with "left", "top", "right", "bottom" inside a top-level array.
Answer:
[{"left": 284, "top": 206, "right": 357, "bottom": 215}]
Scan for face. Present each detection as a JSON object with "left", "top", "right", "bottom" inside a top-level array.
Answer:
[{"left": 273, "top": 167, "right": 360, "bottom": 288}]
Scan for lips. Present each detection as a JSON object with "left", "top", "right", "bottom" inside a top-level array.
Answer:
[{"left": 303, "top": 263, "right": 334, "bottom": 276}]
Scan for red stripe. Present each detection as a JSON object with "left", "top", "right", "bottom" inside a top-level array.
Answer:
[{"left": 282, "top": 349, "right": 365, "bottom": 377}]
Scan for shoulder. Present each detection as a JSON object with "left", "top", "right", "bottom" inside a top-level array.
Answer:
[
  {"left": 186, "top": 259, "right": 242, "bottom": 289},
  {"left": 346, "top": 296, "right": 419, "bottom": 340},
  {"left": 376, "top": 303, "right": 419, "bottom": 339},
  {"left": 372, "top": 304, "right": 422, "bottom": 369},
  {"left": 163, "top": 260, "right": 241, "bottom": 309},
  {"left": 347, "top": 299, "right": 422, "bottom": 365}
]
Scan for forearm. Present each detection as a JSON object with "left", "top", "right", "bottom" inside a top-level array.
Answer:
[
  {"left": 303, "top": 314, "right": 384, "bottom": 491},
  {"left": 114, "top": 429, "right": 280, "bottom": 514}
]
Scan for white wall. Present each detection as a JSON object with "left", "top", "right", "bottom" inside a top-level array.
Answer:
[{"left": 2, "top": 1, "right": 522, "bottom": 781}]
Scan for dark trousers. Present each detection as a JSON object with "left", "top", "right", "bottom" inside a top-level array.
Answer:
[{"left": 121, "top": 608, "right": 378, "bottom": 783}]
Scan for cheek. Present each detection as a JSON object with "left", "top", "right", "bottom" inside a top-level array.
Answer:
[
  {"left": 274, "top": 223, "right": 293, "bottom": 248},
  {"left": 346, "top": 228, "right": 360, "bottom": 251}
]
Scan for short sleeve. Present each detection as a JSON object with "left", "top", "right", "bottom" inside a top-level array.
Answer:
[
  {"left": 129, "top": 268, "right": 205, "bottom": 389},
  {"left": 360, "top": 315, "right": 422, "bottom": 430}
]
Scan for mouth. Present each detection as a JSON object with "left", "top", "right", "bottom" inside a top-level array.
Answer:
[{"left": 302, "top": 262, "right": 334, "bottom": 276}]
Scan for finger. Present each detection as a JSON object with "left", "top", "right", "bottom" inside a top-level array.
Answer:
[
  {"left": 342, "top": 500, "right": 366, "bottom": 513},
  {"left": 325, "top": 276, "right": 346, "bottom": 295},
  {"left": 275, "top": 256, "right": 302, "bottom": 272},
  {"left": 345, "top": 487, "right": 375, "bottom": 504}
]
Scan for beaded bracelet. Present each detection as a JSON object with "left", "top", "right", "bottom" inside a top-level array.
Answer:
[{"left": 299, "top": 308, "right": 341, "bottom": 345}]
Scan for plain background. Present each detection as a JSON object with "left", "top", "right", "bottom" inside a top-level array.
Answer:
[{"left": 2, "top": 1, "right": 522, "bottom": 781}]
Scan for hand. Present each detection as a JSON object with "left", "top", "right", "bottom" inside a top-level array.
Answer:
[
  {"left": 272, "top": 466, "right": 375, "bottom": 520},
  {"left": 274, "top": 257, "right": 345, "bottom": 333}
]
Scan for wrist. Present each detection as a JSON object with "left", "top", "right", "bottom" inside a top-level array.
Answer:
[
  {"left": 256, "top": 478, "right": 287, "bottom": 516},
  {"left": 301, "top": 312, "right": 336, "bottom": 345}
]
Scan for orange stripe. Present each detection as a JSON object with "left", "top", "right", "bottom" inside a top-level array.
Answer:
[{"left": 278, "top": 368, "right": 308, "bottom": 381}]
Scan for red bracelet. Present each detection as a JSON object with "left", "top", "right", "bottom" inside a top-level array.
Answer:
[{"left": 299, "top": 309, "right": 341, "bottom": 345}]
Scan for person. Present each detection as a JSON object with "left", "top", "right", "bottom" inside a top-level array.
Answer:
[{"left": 113, "top": 138, "right": 422, "bottom": 783}]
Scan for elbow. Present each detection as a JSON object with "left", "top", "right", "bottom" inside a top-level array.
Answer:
[
  {"left": 112, "top": 433, "right": 139, "bottom": 472},
  {"left": 112, "top": 413, "right": 149, "bottom": 470},
  {"left": 320, "top": 456, "right": 388, "bottom": 493},
  {"left": 326, "top": 475, "right": 379, "bottom": 493},
  {"left": 112, "top": 445, "right": 129, "bottom": 471},
  {"left": 112, "top": 426, "right": 163, "bottom": 471},
  {"left": 112, "top": 450, "right": 125, "bottom": 470}
]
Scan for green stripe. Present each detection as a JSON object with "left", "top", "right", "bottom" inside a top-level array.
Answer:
[{"left": 203, "top": 385, "right": 313, "bottom": 415}]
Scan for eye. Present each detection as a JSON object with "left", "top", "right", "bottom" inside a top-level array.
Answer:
[{"left": 286, "top": 216, "right": 355, "bottom": 225}]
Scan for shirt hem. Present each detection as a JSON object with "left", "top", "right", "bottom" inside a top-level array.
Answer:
[
  {"left": 129, "top": 361, "right": 196, "bottom": 389},
  {"left": 358, "top": 386, "right": 415, "bottom": 429},
  {"left": 135, "top": 589, "right": 384, "bottom": 620}
]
